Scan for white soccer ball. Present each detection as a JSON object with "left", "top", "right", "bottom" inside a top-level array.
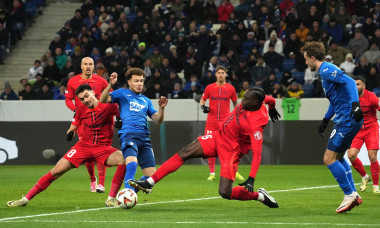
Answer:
[{"left": 116, "top": 188, "right": 138, "bottom": 209}]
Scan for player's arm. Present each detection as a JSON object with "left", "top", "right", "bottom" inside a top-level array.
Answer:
[
  {"left": 66, "top": 124, "right": 78, "bottom": 141},
  {"left": 100, "top": 72, "right": 118, "bottom": 103},
  {"left": 151, "top": 97, "right": 168, "bottom": 125},
  {"left": 318, "top": 104, "right": 335, "bottom": 138},
  {"left": 200, "top": 98, "right": 210, "bottom": 113},
  {"left": 65, "top": 82, "right": 77, "bottom": 111},
  {"left": 264, "top": 95, "right": 281, "bottom": 122}
]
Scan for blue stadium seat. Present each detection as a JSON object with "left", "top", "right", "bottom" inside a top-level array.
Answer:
[
  {"left": 25, "top": 1, "right": 36, "bottom": 17},
  {"left": 282, "top": 58, "right": 295, "bottom": 72},
  {"left": 303, "top": 84, "right": 314, "bottom": 98},
  {"left": 292, "top": 71, "right": 305, "bottom": 85},
  {"left": 147, "top": 47, "right": 155, "bottom": 54},
  {"left": 32, "top": 0, "right": 46, "bottom": 7},
  {"left": 275, "top": 71, "right": 283, "bottom": 81},
  {"left": 127, "top": 13, "right": 137, "bottom": 24}
]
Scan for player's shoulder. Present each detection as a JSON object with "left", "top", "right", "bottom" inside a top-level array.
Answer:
[
  {"left": 319, "top": 61, "right": 340, "bottom": 75},
  {"left": 205, "top": 83, "right": 216, "bottom": 89},
  {"left": 68, "top": 74, "right": 82, "bottom": 84},
  {"left": 93, "top": 74, "right": 108, "bottom": 83},
  {"left": 364, "top": 89, "right": 378, "bottom": 99},
  {"left": 225, "top": 82, "right": 236, "bottom": 90}
]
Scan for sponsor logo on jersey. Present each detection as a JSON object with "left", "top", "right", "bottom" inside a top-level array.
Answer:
[
  {"left": 210, "top": 96, "right": 229, "bottom": 101},
  {"left": 130, "top": 102, "right": 146, "bottom": 111},
  {"left": 254, "top": 131, "right": 262, "bottom": 140}
]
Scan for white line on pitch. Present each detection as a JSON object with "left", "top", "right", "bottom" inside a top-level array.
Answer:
[{"left": 0, "top": 183, "right": 360, "bottom": 222}]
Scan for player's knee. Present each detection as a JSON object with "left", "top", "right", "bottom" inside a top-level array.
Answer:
[
  {"left": 369, "top": 155, "right": 377, "bottom": 163},
  {"left": 347, "top": 152, "right": 356, "bottom": 161},
  {"left": 178, "top": 146, "right": 193, "bottom": 160},
  {"left": 218, "top": 188, "right": 232, "bottom": 199}
]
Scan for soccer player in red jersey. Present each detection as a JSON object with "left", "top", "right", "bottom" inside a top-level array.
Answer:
[
  {"left": 347, "top": 76, "right": 380, "bottom": 193},
  {"left": 199, "top": 66, "right": 245, "bottom": 181},
  {"left": 65, "top": 57, "right": 110, "bottom": 193},
  {"left": 129, "top": 88, "right": 281, "bottom": 207},
  {"left": 7, "top": 84, "right": 126, "bottom": 207}
]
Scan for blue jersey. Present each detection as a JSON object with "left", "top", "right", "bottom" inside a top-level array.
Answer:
[
  {"left": 110, "top": 88, "right": 157, "bottom": 135},
  {"left": 318, "top": 61, "right": 359, "bottom": 126}
]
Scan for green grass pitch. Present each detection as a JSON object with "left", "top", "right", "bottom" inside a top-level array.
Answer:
[{"left": 1, "top": 165, "right": 380, "bottom": 227}]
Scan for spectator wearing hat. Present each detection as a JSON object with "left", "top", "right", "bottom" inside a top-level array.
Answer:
[
  {"left": 251, "top": 56, "right": 271, "bottom": 86},
  {"left": 58, "top": 20, "right": 73, "bottom": 43},
  {"left": 233, "top": 56, "right": 251, "bottom": 83},
  {"left": 325, "top": 55, "right": 334, "bottom": 63},
  {"left": 335, "top": 7, "right": 351, "bottom": 28},
  {"left": 19, "top": 83, "right": 36, "bottom": 100},
  {"left": 326, "top": 18, "right": 344, "bottom": 44},
  {"left": 176, "top": 32, "right": 188, "bottom": 57},
  {"left": 48, "top": 34, "right": 64, "bottom": 55},
  {"left": 339, "top": 53, "right": 356, "bottom": 76},
  {"left": 26, "top": 60, "right": 44, "bottom": 80},
  {"left": 263, "top": 30, "right": 283, "bottom": 55},
  {"left": 327, "top": 41, "right": 350, "bottom": 66},
  {"left": 242, "top": 32, "right": 258, "bottom": 57},
  {"left": 217, "top": 0, "right": 234, "bottom": 22},
  {"left": 281, "top": 70, "right": 295, "bottom": 88},
  {"left": 1, "top": 82, "right": 18, "bottom": 100},
  {"left": 19, "top": 77, "right": 28, "bottom": 91},
  {"left": 102, "top": 47, "right": 114, "bottom": 69},
  {"left": 136, "top": 42, "right": 151, "bottom": 62},
  {"left": 69, "top": 9, "right": 82, "bottom": 35},
  {"left": 285, "top": 81, "right": 304, "bottom": 99},
  {"left": 32, "top": 73, "right": 45, "bottom": 92},
  {"left": 264, "top": 43, "right": 284, "bottom": 73},
  {"left": 361, "top": 42, "right": 380, "bottom": 65},
  {"left": 270, "top": 81, "right": 285, "bottom": 98},
  {"left": 346, "top": 15, "right": 363, "bottom": 39},
  {"left": 347, "top": 29, "right": 369, "bottom": 59}
]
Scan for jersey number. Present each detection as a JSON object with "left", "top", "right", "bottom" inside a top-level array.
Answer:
[
  {"left": 287, "top": 104, "right": 295, "bottom": 113},
  {"left": 201, "top": 135, "right": 213, "bottom": 140},
  {"left": 67, "top": 149, "right": 77, "bottom": 158}
]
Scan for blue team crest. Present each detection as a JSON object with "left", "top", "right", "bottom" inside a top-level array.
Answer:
[{"left": 130, "top": 102, "right": 146, "bottom": 111}]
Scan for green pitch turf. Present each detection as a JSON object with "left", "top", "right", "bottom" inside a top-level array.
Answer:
[{"left": 1, "top": 165, "right": 380, "bottom": 227}]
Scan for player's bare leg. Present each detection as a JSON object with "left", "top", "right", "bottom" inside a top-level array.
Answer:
[
  {"left": 129, "top": 139, "right": 205, "bottom": 193},
  {"left": 348, "top": 148, "right": 370, "bottom": 192},
  {"left": 368, "top": 149, "right": 380, "bottom": 193},
  {"left": 7, "top": 158, "right": 75, "bottom": 207}
]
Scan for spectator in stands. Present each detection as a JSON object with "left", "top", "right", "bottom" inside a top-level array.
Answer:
[
  {"left": 335, "top": 7, "right": 351, "bottom": 28},
  {"left": 159, "top": 57, "right": 173, "bottom": 79},
  {"left": 183, "top": 74, "right": 201, "bottom": 92},
  {"left": 217, "top": 0, "right": 234, "bottom": 22},
  {"left": 326, "top": 18, "right": 344, "bottom": 44},
  {"left": 43, "top": 57, "right": 61, "bottom": 83},
  {"left": 183, "top": 0, "right": 203, "bottom": 25},
  {"left": 149, "top": 47, "right": 164, "bottom": 69},
  {"left": 83, "top": 9, "right": 98, "bottom": 29},
  {"left": 154, "top": 0, "right": 173, "bottom": 21},
  {"left": 304, "top": 66, "right": 316, "bottom": 85},
  {"left": 263, "top": 30, "right": 283, "bottom": 55},
  {"left": 69, "top": 9, "right": 82, "bottom": 35},
  {"left": 364, "top": 66, "right": 380, "bottom": 91},
  {"left": 218, "top": 54, "right": 232, "bottom": 72},
  {"left": 280, "top": 0, "right": 294, "bottom": 18},
  {"left": 143, "top": 59, "right": 154, "bottom": 79},
  {"left": 361, "top": 16, "right": 376, "bottom": 40},
  {"left": 102, "top": 47, "right": 114, "bottom": 69},
  {"left": 237, "top": 80, "right": 250, "bottom": 98},
  {"left": 36, "top": 84, "right": 53, "bottom": 100},
  {"left": 60, "top": 58, "right": 74, "bottom": 80},
  {"left": 58, "top": 21, "right": 73, "bottom": 43},
  {"left": 327, "top": 41, "right": 350, "bottom": 66},
  {"left": 319, "top": 30, "right": 333, "bottom": 52},
  {"left": 1, "top": 82, "right": 18, "bottom": 100},
  {"left": 281, "top": 71, "right": 295, "bottom": 88},
  {"left": 163, "top": 70, "right": 182, "bottom": 95},
  {"left": 285, "top": 81, "right": 304, "bottom": 99},
  {"left": 117, "top": 22, "right": 132, "bottom": 50},
  {"left": 247, "top": 46, "right": 260, "bottom": 67},
  {"left": 347, "top": 29, "right": 369, "bottom": 59},
  {"left": 270, "top": 81, "right": 285, "bottom": 98},
  {"left": 0, "top": 22, "right": 7, "bottom": 64},
  {"left": 26, "top": 60, "right": 44, "bottom": 80},
  {"left": 262, "top": 72, "right": 277, "bottom": 95},
  {"left": 18, "top": 83, "right": 35, "bottom": 100},
  {"left": 234, "top": 21, "right": 248, "bottom": 43},
  {"left": 345, "top": 15, "right": 363, "bottom": 40},
  {"left": 203, "top": 0, "right": 218, "bottom": 24},
  {"left": 284, "top": 6, "right": 300, "bottom": 31},
  {"left": 184, "top": 56, "right": 202, "bottom": 81},
  {"left": 376, "top": 57, "right": 380, "bottom": 73},
  {"left": 79, "top": 35, "right": 93, "bottom": 56},
  {"left": 264, "top": 43, "right": 283, "bottom": 73},
  {"left": 250, "top": 21, "right": 266, "bottom": 47},
  {"left": 262, "top": 19, "right": 274, "bottom": 41},
  {"left": 48, "top": 34, "right": 64, "bottom": 55},
  {"left": 284, "top": 32, "right": 302, "bottom": 58},
  {"left": 53, "top": 84, "right": 66, "bottom": 100},
  {"left": 19, "top": 77, "right": 28, "bottom": 90},
  {"left": 32, "top": 73, "right": 45, "bottom": 92},
  {"left": 171, "top": 0, "right": 185, "bottom": 19},
  {"left": 325, "top": 54, "right": 334, "bottom": 64},
  {"left": 139, "top": 22, "right": 153, "bottom": 47},
  {"left": 71, "top": 46, "right": 82, "bottom": 73},
  {"left": 242, "top": 32, "right": 257, "bottom": 57},
  {"left": 171, "top": 82, "right": 186, "bottom": 99},
  {"left": 10, "top": 0, "right": 25, "bottom": 41},
  {"left": 356, "top": 0, "right": 374, "bottom": 18},
  {"left": 184, "top": 81, "right": 202, "bottom": 99},
  {"left": 201, "top": 70, "right": 216, "bottom": 88},
  {"left": 233, "top": 57, "right": 251, "bottom": 83},
  {"left": 191, "top": 25, "right": 215, "bottom": 64},
  {"left": 136, "top": 42, "right": 151, "bottom": 62},
  {"left": 160, "top": 34, "right": 173, "bottom": 58},
  {"left": 146, "top": 69, "right": 163, "bottom": 90},
  {"left": 145, "top": 82, "right": 167, "bottom": 99},
  {"left": 309, "top": 21, "right": 323, "bottom": 42},
  {"left": 54, "top": 47, "right": 67, "bottom": 70},
  {"left": 216, "top": 22, "right": 232, "bottom": 54},
  {"left": 65, "top": 35, "right": 77, "bottom": 56},
  {"left": 229, "top": 33, "right": 242, "bottom": 56},
  {"left": 361, "top": 42, "right": 380, "bottom": 65},
  {"left": 60, "top": 71, "right": 75, "bottom": 88},
  {"left": 251, "top": 56, "right": 271, "bottom": 86},
  {"left": 295, "top": 22, "right": 309, "bottom": 42},
  {"left": 353, "top": 56, "right": 372, "bottom": 76},
  {"left": 339, "top": 53, "right": 356, "bottom": 76}
]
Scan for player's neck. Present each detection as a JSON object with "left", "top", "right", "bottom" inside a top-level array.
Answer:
[
  {"left": 315, "top": 61, "right": 323, "bottom": 72},
  {"left": 216, "top": 81, "right": 225, "bottom": 86},
  {"left": 359, "top": 91, "right": 364, "bottom": 97},
  {"left": 81, "top": 73, "right": 93, "bottom": 79},
  {"left": 91, "top": 99, "right": 100, "bottom": 109}
]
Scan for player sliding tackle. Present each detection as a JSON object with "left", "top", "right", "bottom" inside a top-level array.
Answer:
[
  {"left": 130, "top": 88, "right": 281, "bottom": 208},
  {"left": 7, "top": 84, "right": 126, "bottom": 207}
]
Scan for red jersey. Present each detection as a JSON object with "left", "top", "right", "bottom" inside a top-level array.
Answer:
[
  {"left": 65, "top": 74, "right": 109, "bottom": 111},
  {"left": 202, "top": 82, "right": 237, "bottom": 122},
  {"left": 359, "top": 89, "right": 380, "bottom": 129},
  {"left": 72, "top": 103, "right": 118, "bottom": 146}
]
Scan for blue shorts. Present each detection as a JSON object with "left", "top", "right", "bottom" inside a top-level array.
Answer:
[
  {"left": 327, "top": 120, "right": 363, "bottom": 153},
  {"left": 120, "top": 133, "right": 156, "bottom": 169}
]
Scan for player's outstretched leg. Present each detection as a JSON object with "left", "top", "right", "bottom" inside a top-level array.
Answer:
[
  {"left": 370, "top": 160, "right": 379, "bottom": 193},
  {"left": 85, "top": 161, "right": 97, "bottom": 192},
  {"left": 207, "top": 158, "right": 216, "bottom": 181},
  {"left": 97, "top": 163, "right": 106, "bottom": 193},
  {"left": 129, "top": 179, "right": 153, "bottom": 194},
  {"left": 106, "top": 165, "right": 126, "bottom": 207},
  {"left": 7, "top": 198, "right": 29, "bottom": 207}
]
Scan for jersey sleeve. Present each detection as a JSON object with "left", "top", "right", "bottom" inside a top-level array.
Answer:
[
  {"left": 229, "top": 85, "right": 238, "bottom": 102},
  {"left": 109, "top": 89, "right": 122, "bottom": 103},
  {"left": 324, "top": 103, "right": 335, "bottom": 120},
  {"left": 65, "top": 80, "right": 77, "bottom": 111},
  {"left": 248, "top": 129, "right": 263, "bottom": 178},
  {"left": 201, "top": 86, "right": 210, "bottom": 101},
  {"left": 335, "top": 71, "right": 359, "bottom": 103},
  {"left": 147, "top": 98, "right": 158, "bottom": 118},
  {"left": 72, "top": 106, "right": 84, "bottom": 127},
  {"left": 264, "top": 95, "right": 276, "bottom": 109},
  {"left": 369, "top": 92, "right": 380, "bottom": 108}
]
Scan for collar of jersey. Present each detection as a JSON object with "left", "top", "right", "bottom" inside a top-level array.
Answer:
[{"left": 86, "top": 105, "right": 102, "bottom": 113}]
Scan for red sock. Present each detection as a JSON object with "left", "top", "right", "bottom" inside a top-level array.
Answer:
[
  {"left": 97, "top": 162, "right": 106, "bottom": 186},
  {"left": 230, "top": 186, "right": 259, "bottom": 200},
  {"left": 25, "top": 172, "right": 57, "bottom": 201},
  {"left": 85, "top": 161, "right": 96, "bottom": 182},
  {"left": 351, "top": 158, "right": 367, "bottom": 177},
  {"left": 371, "top": 160, "right": 379, "bottom": 185},
  {"left": 109, "top": 165, "right": 126, "bottom": 198},
  {"left": 208, "top": 157, "right": 216, "bottom": 173},
  {"left": 151, "top": 153, "right": 184, "bottom": 183}
]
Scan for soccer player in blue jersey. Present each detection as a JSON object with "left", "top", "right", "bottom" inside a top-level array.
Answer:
[
  {"left": 100, "top": 68, "right": 168, "bottom": 203},
  {"left": 301, "top": 41, "right": 364, "bottom": 213}
]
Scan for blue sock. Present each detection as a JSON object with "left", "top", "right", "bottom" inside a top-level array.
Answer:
[
  {"left": 124, "top": 162, "right": 138, "bottom": 189},
  {"left": 327, "top": 160, "right": 354, "bottom": 195},
  {"left": 134, "top": 176, "right": 149, "bottom": 193},
  {"left": 339, "top": 158, "right": 356, "bottom": 192}
]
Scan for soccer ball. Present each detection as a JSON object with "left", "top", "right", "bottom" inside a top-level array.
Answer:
[{"left": 116, "top": 188, "right": 138, "bottom": 209}]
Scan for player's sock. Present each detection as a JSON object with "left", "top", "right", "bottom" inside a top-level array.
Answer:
[
  {"left": 339, "top": 158, "right": 357, "bottom": 192},
  {"left": 371, "top": 160, "right": 379, "bottom": 186},
  {"left": 97, "top": 162, "right": 106, "bottom": 186},
  {"left": 109, "top": 165, "right": 126, "bottom": 198},
  {"left": 124, "top": 161, "right": 138, "bottom": 189},
  {"left": 25, "top": 172, "right": 57, "bottom": 201},
  {"left": 208, "top": 157, "right": 216, "bottom": 174},
  {"left": 328, "top": 160, "right": 354, "bottom": 195},
  {"left": 351, "top": 157, "right": 367, "bottom": 177},
  {"left": 151, "top": 153, "right": 184, "bottom": 184},
  {"left": 229, "top": 186, "right": 259, "bottom": 200},
  {"left": 85, "top": 161, "right": 96, "bottom": 182}
]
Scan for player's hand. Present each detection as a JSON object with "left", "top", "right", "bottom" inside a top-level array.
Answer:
[
  {"left": 115, "top": 116, "right": 122, "bottom": 129},
  {"left": 238, "top": 176, "right": 255, "bottom": 193},
  {"left": 201, "top": 105, "right": 210, "bottom": 113},
  {"left": 109, "top": 72, "right": 118, "bottom": 86},
  {"left": 350, "top": 102, "right": 363, "bottom": 122},
  {"left": 66, "top": 131, "right": 74, "bottom": 141},
  {"left": 269, "top": 108, "right": 281, "bottom": 123},
  {"left": 158, "top": 96, "right": 168, "bottom": 108},
  {"left": 318, "top": 118, "right": 330, "bottom": 138}
]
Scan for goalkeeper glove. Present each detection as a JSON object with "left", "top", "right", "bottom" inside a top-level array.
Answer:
[
  {"left": 201, "top": 105, "right": 210, "bottom": 113},
  {"left": 268, "top": 108, "right": 281, "bottom": 123},
  {"left": 318, "top": 118, "right": 330, "bottom": 138},
  {"left": 115, "top": 116, "right": 122, "bottom": 129},
  {"left": 350, "top": 102, "right": 363, "bottom": 122},
  {"left": 238, "top": 176, "right": 255, "bottom": 193},
  {"left": 67, "top": 131, "right": 74, "bottom": 141}
]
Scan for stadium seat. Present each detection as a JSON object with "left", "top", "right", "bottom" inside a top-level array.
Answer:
[
  {"left": 292, "top": 71, "right": 305, "bottom": 85},
  {"left": 127, "top": 13, "right": 137, "bottom": 24},
  {"left": 147, "top": 47, "right": 155, "bottom": 54},
  {"left": 32, "top": 0, "right": 46, "bottom": 7},
  {"left": 282, "top": 58, "right": 295, "bottom": 72},
  {"left": 275, "top": 71, "right": 283, "bottom": 81},
  {"left": 303, "top": 84, "right": 314, "bottom": 98},
  {"left": 25, "top": 1, "right": 36, "bottom": 18}
]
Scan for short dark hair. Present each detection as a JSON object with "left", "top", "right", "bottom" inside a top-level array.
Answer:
[
  {"left": 75, "top": 84, "right": 92, "bottom": 96},
  {"left": 352, "top": 75, "right": 366, "bottom": 83},
  {"left": 125, "top": 68, "right": 145, "bottom": 81}
]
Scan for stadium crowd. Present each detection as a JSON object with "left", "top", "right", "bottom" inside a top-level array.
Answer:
[{"left": 1, "top": 0, "right": 380, "bottom": 100}]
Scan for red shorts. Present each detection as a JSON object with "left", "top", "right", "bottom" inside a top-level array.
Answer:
[
  {"left": 198, "top": 131, "right": 241, "bottom": 181},
  {"left": 351, "top": 124, "right": 379, "bottom": 150},
  {"left": 205, "top": 121, "right": 219, "bottom": 135},
  {"left": 63, "top": 141, "right": 118, "bottom": 168}
]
